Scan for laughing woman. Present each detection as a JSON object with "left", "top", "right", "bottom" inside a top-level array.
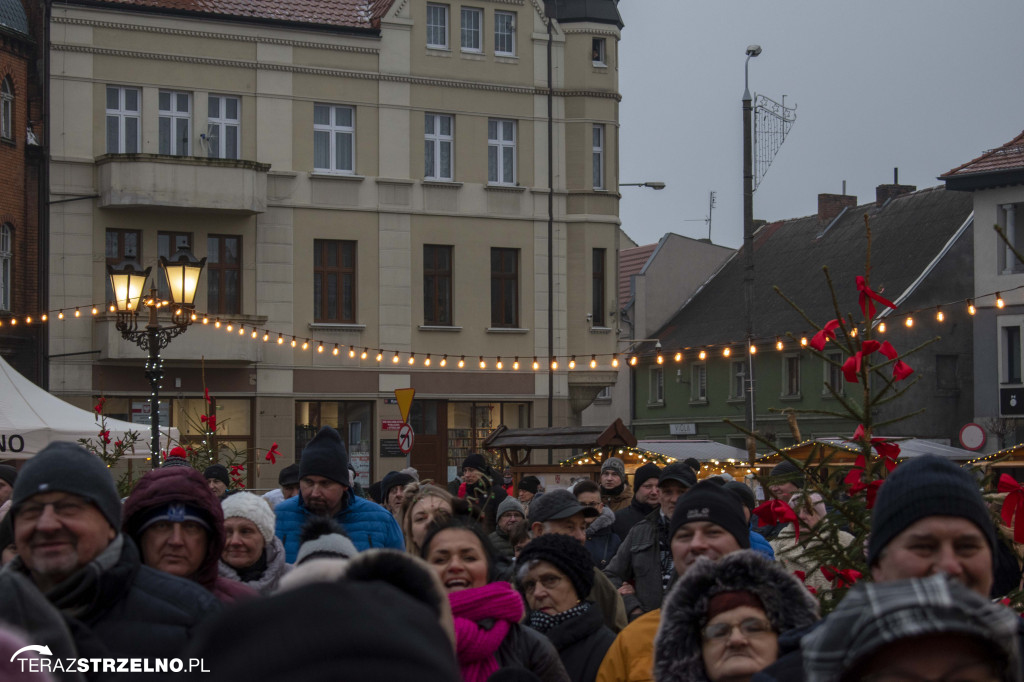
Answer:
[{"left": 421, "top": 517, "right": 570, "bottom": 682}]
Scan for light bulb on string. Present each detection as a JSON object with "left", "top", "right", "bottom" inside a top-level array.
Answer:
[
  {"left": 349, "top": 347, "right": 356, "bottom": 358},
  {"left": 408, "top": 354, "right": 415, "bottom": 365},
  {"left": 996, "top": 293, "right": 1005, "bottom": 309},
  {"left": 967, "top": 300, "right": 976, "bottom": 316},
  {"left": 302, "top": 339, "right": 309, "bottom": 351},
  {"left": 590, "top": 355, "right": 597, "bottom": 369},
  {"left": 332, "top": 344, "right": 340, "bottom": 356},
  {"left": 551, "top": 357, "right": 558, "bottom": 371},
  {"left": 440, "top": 354, "right": 448, "bottom": 367},
  {"left": 699, "top": 350, "right": 707, "bottom": 360},
  {"left": 317, "top": 343, "right": 324, "bottom": 353},
  {"left": 251, "top": 329, "right": 258, "bottom": 339},
  {"left": 775, "top": 337, "right": 783, "bottom": 351},
  {"left": 214, "top": 318, "right": 221, "bottom": 328},
  {"left": 227, "top": 323, "right": 234, "bottom": 332},
  {"left": 424, "top": 354, "right": 432, "bottom": 366},
  {"left": 799, "top": 337, "right": 807, "bottom": 347},
  {"left": 91, "top": 307, "right": 98, "bottom": 315},
  {"left": 532, "top": 357, "right": 540, "bottom": 371},
  {"left": 878, "top": 322, "right": 887, "bottom": 333},
  {"left": 375, "top": 351, "right": 383, "bottom": 362},
  {"left": 656, "top": 353, "right": 663, "bottom": 365},
  {"left": 723, "top": 347, "right": 731, "bottom": 357},
  {"left": 263, "top": 332, "right": 269, "bottom": 342},
  {"left": 392, "top": 352, "right": 400, "bottom": 364},
  {"left": 674, "top": 351, "right": 682, "bottom": 362},
  {"left": 458, "top": 356, "right": 465, "bottom": 368},
  {"left": 41, "top": 314, "right": 47, "bottom": 322},
  {"left": 238, "top": 326, "right": 245, "bottom": 336},
  {"left": 749, "top": 344, "right": 757, "bottom": 355},
  {"left": 201, "top": 315, "right": 208, "bottom": 325},
  {"left": 850, "top": 327, "right": 858, "bottom": 338},
  {"left": 513, "top": 357, "right": 520, "bottom": 370},
  {"left": 479, "top": 357, "right": 487, "bottom": 369},
  {"left": 74, "top": 308, "right": 81, "bottom": 317},
  {"left": 361, "top": 348, "right": 368, "bottom": 360},
  {"left": 904, "top": 316, "right": 914, "bottom": 328},
  {"left": 936, "top": 307, "right": 944, "bottom": 322},
  {"left": 496, "top": 357, "right": 503, "bottom": 370},
  {"left": 58, "top": 311, "right": 64, "bottom": 320},
  {"left": 629, "top": 356, "right": 638, "bottom": 366},
  {"left": 277, "top": 334, "right": 284, "bottom": 345},
  {"left": 569, "top": 356, "right": 576, "bottom": 369},
  {"left": 291, "top": 337, "right": 297, "bottom": 348},
  {"left": 611, "top": 354, "right": 619, "bottom": 368}
]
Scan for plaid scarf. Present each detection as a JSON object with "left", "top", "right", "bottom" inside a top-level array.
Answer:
[{"left": 527, "top": 601, "right": 591, "bottom": 634}]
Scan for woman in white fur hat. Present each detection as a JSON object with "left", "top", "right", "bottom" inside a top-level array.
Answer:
[{"left": 219, "top": 492, "right": 292, "bottom": 594}]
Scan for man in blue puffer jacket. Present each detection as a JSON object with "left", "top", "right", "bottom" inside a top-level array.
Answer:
[{"left": 275, "top": 426, "right": 403, "bottom": 561}]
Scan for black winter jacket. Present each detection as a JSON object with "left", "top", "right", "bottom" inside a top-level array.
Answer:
[
  {"left": 612, "top": 497, "right": 655, "bottom": 540},
  {"left": 495, "top": 623, "right": 571, "bottom": 682},
  {"left": 534, "top": 604, "right": 615, "bottom": 682}
]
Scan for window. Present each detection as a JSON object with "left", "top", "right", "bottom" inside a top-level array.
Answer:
[
  {"left": 427, "top": 4, "right": 449, "bottom": 49},
  {"left": 593, "top": 125, "right": 605, "bottom": 189},
  {"left": 783, "top": 355, "right": 801, "bottom": 397},
  {"left": 494, "top": 11, "right": 515, "bottom": 56},
  {"left": 1005, "top": 326, "right": 1022, "bottom": 384},
  {"left": 649, "top": 367, "right": 664, "bottom": 404},
  {"left": 313, "top": 104, "right": 354, "bottom": 174},
  {"left": 592, "top": 248, "right": 605, "bottom": 326},
  {"left": 487, "top": 119, "right": 516, "bottom": 185},
  {"left": 691, "top": 364, "right": 707, "bottom": 402},
  {"left": 490, "top": 247, "right": 518, "bottom": 327},
  {"left": 106, "top": 86, "right": 140, "bottom": 154},
  {"left": 824, "top": 351, "right": 845, "bottom": 395},
  {"left": 207, "top": 95, "right": 239, "bottom": 160},
  {"left": 0, "top": 224, "right": 10, "bottom": 311},
  {"left": 158, "top": 91, "right": 191, "bottom": 156},
  {"left": 105, "top": 229, "right": 141, "bottom": 302},
  {"left": 936, "top": 354, "right": 959, "bottom": 392},
  {"left": 461, "top": 7, "right": 482, "bottom": 52},
  {"left": 730, "top": 360, "right": 746, "bottom": 399},
  {"left": 208, "top": 235, "right": 241, "bottom": 315},
  {"left": 0, "top": 77, "right": 12, "bottom": 141},
  {"left": 424, "top": 244, "right": 453, "bottom": 325},
  {"left": 596, "top": 386, "right": 611, "bottom": 401},
  {"left": 158, "top": 232, "right": 192, "bottom": 301},
  {"left": 424, "top": 113, "right": 453, "bottom": 181},
  {"left": 592, "top": 38, "right": 606, "bottom": 65},
  {"left": 314, "top": 240, "right": 356, "bottom": 323}
]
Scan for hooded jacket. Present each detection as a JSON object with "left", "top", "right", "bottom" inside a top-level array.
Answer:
[
  {"left": 653, "top": 551, "right": 819, "bottom": 682},
  {"left": 217, "top": 535, "right": 292, "bottom": 595},
  {"left": 122, "top": 467, "right": 258, "bottom": 604},
  {"left": 585, "top": 506, "right": 622, "bottom": 569}
]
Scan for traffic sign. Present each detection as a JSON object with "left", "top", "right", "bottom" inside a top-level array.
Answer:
[
  {"left": 395, "top": 388, "right": 415, "bottom": 423},
  {"left": 398, "top": 423, "right": 415, "bottom": 454}
]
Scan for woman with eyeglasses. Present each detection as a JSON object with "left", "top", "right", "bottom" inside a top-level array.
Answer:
[
  {"left": 517, "top": 533, "right": 615, "bottom": 682},
  {"left": 421, "top": 516, "right": 570, "bottom": 682},
  {"left": 653, "top": 551, "right": 818, "bottom": 682}
]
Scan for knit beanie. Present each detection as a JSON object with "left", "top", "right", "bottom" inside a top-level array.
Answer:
[
  {"left": 683, "top": 458, "right": 701, "bottom": 474},
  {"left": 519, "top": 476, "right": 541, "bottom": 495},
  {"left": 770, "top": 460, "right": 805, "bottom": 487},
  {"left": 496, "top": 496, "right": 525, "bottom": 521},
  {"left": 724, "top": 480, "right": 757, "bottom": 514},
  {"left": 278, "top": 463, "right": 300, "bottom": 487},
  {"left": 867, "top": 454, "right": 996, "bottom": 567},
  {"left": 203, "top": 464, "right": 230, "bottom": 487},
  {"left": 670, "top": 480, "right": 750, "bottom": 549},
  {"left": 601, "top": 456, "right": 626, "bottom": 482},
  {"left": 136, "top": 502, "right": 211, "bottom": 534},
  {"left": 161, "top": 446, "right": 190, "bottom": 469},
  {"left": 299, "top": 426, "right": 350, "bottom": 486},
  {"left": 221, "top": 492, "right": 276, "bottom": 545},
  {"left": 633, "top": 463, "right": 662, "bottom": 491},
  {"left": 381, "top": 472, "right": 415, "bottom": 503},
  {"left": 0, "top": 464, "right": 17, "bottom": 487},
  {"left": 296, "top": 517, "right": 358, "bottom": 565},
  {"left": 517, "top": 532, "right": 595, "bottom": 600},
  {"left": 11, "top": 441, "right": 121, "bottom": 531},
  {"left": 461, "top": 453, "right": 488, "bottom": 474}
]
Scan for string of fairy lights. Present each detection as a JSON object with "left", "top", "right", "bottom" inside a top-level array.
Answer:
[{"left": 6, "top": 284, "right": 1021, "bottom": 371}]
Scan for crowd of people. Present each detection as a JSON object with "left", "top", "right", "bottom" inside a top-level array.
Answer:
[{"left": 0, "top": 431, "right": 1022, "bottom": 682}]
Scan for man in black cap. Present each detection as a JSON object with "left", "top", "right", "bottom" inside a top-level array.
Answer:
[
  {"left": 262, "top": 462, "right": 300, "bottom": 510},
  {"left": 275, "top": 426, "right": 403, "bottom": 562},
  {"left": 0, "top": 441, "right": 220, "bottom": 663},
  {"left": 604, "top": 461, "right": 696, "bottom": 620},
  {"left": 0, "top": 463, "right": 16, "bottom": 507},
  {"left": 612, "top": 462, "right": 661, "bottom": 539},
  {"left": 529, "top": 488, "right": 628, "bottom": 633}
]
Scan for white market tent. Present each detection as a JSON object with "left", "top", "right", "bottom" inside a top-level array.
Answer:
[
  {"left": 637, "top": 439, "right": 750, "bottom": 463},
  {"left": 0, "top": 355, "right": 178, "bottom": 459}
]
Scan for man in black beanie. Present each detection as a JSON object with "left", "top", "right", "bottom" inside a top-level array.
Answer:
[
  {"left": 612, "top": 462, "right": 662, "bottom": 539},
  {"left": 203, "top": 463, "right": 231, "bottom": 499},
  {"left": 274, "top": 426, "right": 403, "bottom": 562}
]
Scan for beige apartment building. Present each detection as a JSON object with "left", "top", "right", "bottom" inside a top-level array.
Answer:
[{"left": 46, "top": 0, "right": 623, "bottom": 487}]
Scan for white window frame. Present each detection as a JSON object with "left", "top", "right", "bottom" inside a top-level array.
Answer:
[
  {"left": 0, "top": 77, "right": 12, "bottom": 141},
  {"left": 159, "top": 90, "right": 192, "bottom": 156},
  {"left": 487, "top": 118, "right": 516, "bottom": 186},
  {"left": 0, "top": 223, "right": 10, "bottom": 311},
  {"left": 207, "top": 94, "right": 240, "bottom": 160},
  {"left": 313, "top": 104, "right": 355, "bottom": 174},
  {"left": 593, "top": 124, "right": 605, "bottom": 190},
  {"left": 691, "top": 363, "right": 707, "bottom": 402},
  {"left": 649, "top": 367, "right": 665, "bottom": 405},
  {"left": 105, "top": 85, "right": 140, "bottom": 154},
  {"left": 424, "top": 113, "right": 453, "bottom": 181},
  {"left": 595, "top": 386, "right": 612, "bottom": 401},
  {"left": 460, "top": 7, "right": 482, "bottom": 53},
  {"left": 730, "top": 360, "right": 746, "bottom": 399},
  {"left": 592, "top": 37, "right": 606, "bottom": 66},
  {"left": 824, "top": 351, "right": 845, "bottom": 396},
  {"left": 999, "top": 316, "right": 1024, "bottom": 385},
  {"left": 494, "top": 11, "right": 516, "bottom": 56},
  {"left": 427, "top": 3, "right": 450, "bottom": 50},
  {"left": 782, "top": 354, "right": 801, "bottom": 398}
]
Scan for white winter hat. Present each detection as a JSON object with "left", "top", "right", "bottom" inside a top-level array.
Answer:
[{"left": 221, "top": 492, "right": 276, "bottom": 546}]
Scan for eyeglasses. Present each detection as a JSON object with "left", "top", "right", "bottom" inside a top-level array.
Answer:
[
  {"left": 521, "top": 574, "right": 564, "bottom": 595},
  {"left": 702, "top": 617, "right": 774, "bottom": 642},
  {"left": 17, "top": 498, "right": 90, "bottom": 522},
  {"left": 861, "top": 662, "right": 1001, "bottom": 682}
]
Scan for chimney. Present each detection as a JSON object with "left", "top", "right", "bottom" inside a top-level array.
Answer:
[
  {"left": 818, "top": 193, "right": 858, "bottom": 223},
  {"left": 876, "top": 166, "right": 916, "bottom": 207}
]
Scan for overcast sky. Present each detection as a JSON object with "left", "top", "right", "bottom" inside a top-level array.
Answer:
[{"left": 616, "top": 0, "right": 1024, "bottom": 249}]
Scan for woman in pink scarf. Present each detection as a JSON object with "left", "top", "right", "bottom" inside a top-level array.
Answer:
[{"left": 422, "top": 517, "right": 569, "bottom": 682}]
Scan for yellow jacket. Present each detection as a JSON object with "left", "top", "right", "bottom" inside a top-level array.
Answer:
[{"left": 594, "top": 608, "right": 660, "bottom": 682}]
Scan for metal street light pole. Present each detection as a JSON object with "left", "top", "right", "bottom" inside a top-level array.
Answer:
[
  {"left": 743, "top": 45, "right": 761, "bottom": 451},
  {"left": 619, "top": 182, "right": 666, "bottom": 190}
]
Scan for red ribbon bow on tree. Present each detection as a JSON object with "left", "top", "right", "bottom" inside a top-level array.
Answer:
[
  {"left": 98, "top": 429, "right": 111, "bottom": 445},
  {"left": 204, "top": 387, "right": 211, "bottom": 403},
  {"left": 265, "top": 442, "right": 280, "bottom": 465},
  {"left": 229, "top": 463, "right": 245, "bottom": 489},
  {"left": 999, "top": 474, "right": 1024, "bottom": 543},
  {"left": 821, "top": 566, "right": 862, "bottom": 588},
  {"left": 792, "top": 571, "right": 818, "bottom": 595},
  {"left": 752, "top": 500, "right": 800, "bottom": 542},
  {"left": 856, "top": 276, "right": 896, "bottom": 319},
  {"left": 851, "top": 425, "right": 900, "bottom": 472},
  {"left": 200, "top": 414, "right": 217, "bottom": 432},
  {"left": 841, "top": 340, "right": 881, "bottom": 383},
  {"left": 810, "top": 320, "right": 841, "bottom": 352},
  {"left": 878, "top": 340, "right": 914, "bottom": 381},
  {"left": 93, "top": 397, "right": 107, "bottom": 414},
  {"left": 843, "top": 455, "right": 884, "bottom": 508}
]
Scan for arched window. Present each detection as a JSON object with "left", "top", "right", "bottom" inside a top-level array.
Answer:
[
  {"left": 0, "top": 224, "right": 11, "bottom": 311},
  {"left": 0, "top": 77, "right": 12, "bottom": 141}
]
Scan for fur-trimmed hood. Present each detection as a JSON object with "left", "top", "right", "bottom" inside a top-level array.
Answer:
[
  {"left": 653, "top": 550, "right": 819, "bottom": 682},
  {"left": 586, "top": 504, "right": 616, "bottom": 537}
]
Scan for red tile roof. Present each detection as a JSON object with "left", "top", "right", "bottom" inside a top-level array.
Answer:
[
  {"left": 942, "top": 129, "right": 1024, "bottom": 178},
  {"left": 76, "top": 0, "right": 393, "bottom": 30},
  {"left": 619, "top": 243, "right": 657, "bottom": 307}
]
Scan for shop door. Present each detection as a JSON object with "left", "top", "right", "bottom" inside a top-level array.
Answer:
[{"left": 409, "top": 400, "right": 447, "bottom": 485}]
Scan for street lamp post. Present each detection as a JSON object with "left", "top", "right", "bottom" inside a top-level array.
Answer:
[
  {"left": 108, "top": 248, "right": 206, "bottom": 467},
  {"left": 619, "top": 182, "right": 666, "bottom": 190},
  {"left": 743, "top": 45, "right": 761, "bottom": 454}
]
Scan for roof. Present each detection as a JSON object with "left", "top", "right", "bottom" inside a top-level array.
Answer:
[
  {"left": 482, "top": 418, "right": 636, "bottom": 451},
  {"left": 67, "top": 0, "right": 392, "bottom": 31},
  {"left": 774, "top": 438, "right": 973, "bottom": 462},
  {"left": 637, "top": 439, "right": 749, "bottom": 463},
  {"left": 0, "top": 0, "right": 29, "bottom": 36},
  {"left": 618, "top": 243, "right": 657, "bottom": 310},
  {"left": 649, "top": 186, "right": 973, "bottom": 350},
  {"left": 941, "top": 130, "right": 1024, "bottom": 191},
  {"left": 545, "top": 0, "right": 623, "bottom": 29}
]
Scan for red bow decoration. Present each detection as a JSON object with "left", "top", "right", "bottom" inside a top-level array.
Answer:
[
  {"left": 878, "top": 341, "right": 914, "bottom": 381},
  {"left": 265, "top": 442, "right": 280, "bottom": 465},
  {"left": 200, "top": 414, "right": 217, "bottom": 432},
  {"left": 753, "top": 500, "right": 800, "bottom": 542},
  {"left": 229, "top": 463, "right": 246, "bottom": 489},
  {"left": 821, "top": 566, "right": 862, "bottom": 589},
  {"left": 98, "top": 429, "right": 111, "bottom": 445},
  {"left": 856, "top": 276, "right": 896, "bottom": 319},
  {"left": 114, "top": 440, "right": 123, "bottom": 448},
  {"left": 792, "top": 571, "right": 818, "bottom": 595},
  {"left": 93, "top": 397, "right": 107, "bottom": 414},
  {"left": 844, "top": 456, "right": 884, "bottom": 508},
  {"left": 810, "top": 320, "right": 841, "bottom": 352},
  {"left": 204, "top": 387, "right": 211, "bottom": 403},
  {"left": 841, "top": 340, "right": 881, "bottom": 383},
  {"left": 999, "top": 474, "right": 1024, "bottom": 543},
  {"left": 851, "top": 426, "right": 899, "bottom": 472}
]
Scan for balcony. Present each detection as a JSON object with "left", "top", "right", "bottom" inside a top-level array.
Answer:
[{"left": 96, "top": 154, "right": 270, "bottom": 214}]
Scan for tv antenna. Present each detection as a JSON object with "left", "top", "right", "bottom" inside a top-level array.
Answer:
[{"left": 684, "top": 190, "right": 717, "bottom": 241}]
